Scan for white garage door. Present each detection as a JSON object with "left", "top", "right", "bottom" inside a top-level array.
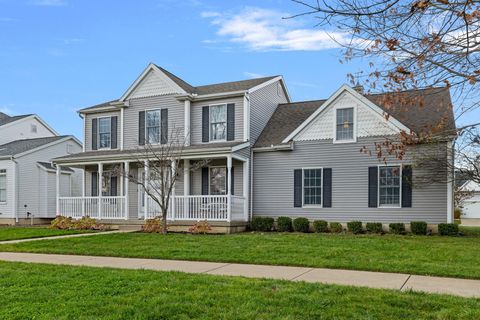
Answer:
[{"left": 463, "top": 194, "right": 480, "bottom": 218}]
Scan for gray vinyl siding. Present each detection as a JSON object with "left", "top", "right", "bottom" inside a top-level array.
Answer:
[
  {"left": 84, "top": 111, "right": 121, "bottom": 152},
  {"left": 249, "top": 80, "right": 288, "bottom": 145},
  {"left": 253, "top": 138, "right": 448, "bottom": 224},
  {"left": 124, "top": 95, "right": 185, "bottom": 149},
  {"left": 191, "top": 96, "right": 244, "bottom": 145}
]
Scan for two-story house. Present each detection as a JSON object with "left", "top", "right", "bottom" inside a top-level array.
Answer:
[
  {"left": 53, "top": 64, "right": 455, "bottom": 232},
  {"left": 0, "top": 112, "right": 82, "bottom": 224}
]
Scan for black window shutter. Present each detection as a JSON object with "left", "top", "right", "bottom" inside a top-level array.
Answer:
[
  {"left": 161, "top": 108, "right": 168, "bottom": 144},
  {"left": 402, "top": 165, "right": 413, "bottom": 208},
  {"left": 111, "top": 116, "right": 118, "bottom": 149},
  {"left": 368, "top": 167, "right": 378, "bottom": 208},
  {"left": 110, "top": 176, "right": 118, "bottom": 196},
  {"left": 92, "top": 118, "right": 98, "bottom": 150},
  {"left": 92, "top": 172, "right": 98, "bottom": 196},
  {"left": 294, "top": 169, "right": 302, "bottom": 208},
  {"left": 227, "top": 103, "right": 235, "bottom": 141},
  {"left": 139, "top": 111, "right": 145, "bottom": 145},
  {"left": 201, "top": 167, "right": 209, "bottom": 195},
  {"left": 323, "top": 168, "right": 332, "bottom": 208},
  {"left": 230, "top": 167, "right": 234, "bottom": 195},
  {"left": 202, "top": 106, "right": 209, "bottom": 142}
]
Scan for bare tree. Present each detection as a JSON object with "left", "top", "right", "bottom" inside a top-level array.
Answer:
[
  {"left": 291, "top": 0, "right": 480, "bottom": 183},
  {"left": 112, "top": 128, "right": 207, "bottom": 234}
]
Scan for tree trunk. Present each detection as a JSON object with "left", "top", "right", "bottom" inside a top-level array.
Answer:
[{"left": 162, "top": 209, "right": 168, "bottom": 234}]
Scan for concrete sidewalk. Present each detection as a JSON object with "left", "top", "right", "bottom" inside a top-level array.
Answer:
[
  {"left": 0, "top": 252, "right": 479, "bottom": 298},
  {"left": 0, "top": 230, "right": 131, "bottom": 245}
]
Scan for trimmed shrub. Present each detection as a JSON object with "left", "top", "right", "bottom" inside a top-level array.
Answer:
[
  {"left": 50, "top": 216, "right": 73, "bottom": 230},
  {"left": 438, "top": 223, "right": 459, "bottom": 236},
  {"left": 142, "top": 217, "right": 165, "bottom": 233},
  {"left": 389, "top": 223, "right": 406, "bottom": 235},
  {"left": 251, "top": 217, "right": 274, "bottom": 232},
  {"left": 189, "top": 220, "right": 212, "bottom": 234},
  {"left": 276, "top": 217, "right": 293, "bottom": 232},
  {"left": 313, "top": 220, "right": 329, "bottom": 233},
  {"left": 330, "top": 222, "right": 343, "bottom": 233},
  {"left": 73, "top": 216, "right": 108, "bottom": 231},
  {"left": 293, "top": 217, "right": 310, "bottom": 233},
  {"left": 410, "top": 221, "right": 427, "bottom": 235},
  {"left": 454, "top": 208, "right": 462, "bottom": 219},
  {"left": 366, "top": 222, "right": 383, "bottom": 234},
  {"left": 347, "top": 221, "right": 363, "bottom": 234}
]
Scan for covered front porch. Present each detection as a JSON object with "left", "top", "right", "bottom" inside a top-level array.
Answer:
[{"left": 55, "top": 153, "right": 249, "bottom": 224}]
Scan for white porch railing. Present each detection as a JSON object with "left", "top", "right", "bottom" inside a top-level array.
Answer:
[{"left": 58, "top": 196, "right": 127, "bottom": 220}]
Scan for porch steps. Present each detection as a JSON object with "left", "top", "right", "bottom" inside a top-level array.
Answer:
[{"left": 116, "top": 224, "right": 143, "bottom": 232}]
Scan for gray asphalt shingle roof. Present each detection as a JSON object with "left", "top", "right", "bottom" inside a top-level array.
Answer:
[
  {"left": 0, "top": 113, "right": 32, "bottom": 127},
  {"left": 254, "top": 87, "right": 455, "bottom": 148},
  {"left": 0, "top": 136, "right": 69, "bottom": 157},
  {"left": 37, "top": 161, "right": 74, "bottom": 172}
]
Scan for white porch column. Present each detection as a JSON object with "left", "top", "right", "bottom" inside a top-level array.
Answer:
[
  {"left": 227, "top": 155, "right": 232, "bottom": 222},
  {"left": 56, "top": 165, "right": 61, "bottom": 216},
  {"left": 124, "top": 161, "right": 130, "bottom": 220},
  {"left": 81, "top": 169, "right": 86, "bottom": 217},
  {"left": 184, "top": 100, "right": 191, "bottom": 146},
  {"left": 243, "top": 159, "right": 249, "bottom": 222},
  {"left": 98, "top": 163, "right": 103, "bottom": 220},
  {"left": 171, "top": 160, "right": 177, "bottom": 220},
  {"left": 144, "top": 160, "right": 149, "bottom": 220},
  {"left": 184, "top": 159, "right": 190, "bottom": 219}
]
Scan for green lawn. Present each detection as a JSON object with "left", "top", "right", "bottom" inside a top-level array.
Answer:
[
  {"left": 0, "top": 262, "right": 479, "bottom": 319},
  {"left": 1, "top": 227, "right": 480, "bottom": 279},
  {"left": 0, "top": 227, "right": 91, "bottom": 241}
]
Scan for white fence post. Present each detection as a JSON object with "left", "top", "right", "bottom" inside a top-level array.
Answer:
[{"left": 227, "top": 155, "right": 232, "bottom": 222}]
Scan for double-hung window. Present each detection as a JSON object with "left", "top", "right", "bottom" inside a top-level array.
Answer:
[
  {"left": 303, "top": 168, "right": 322, "bottom": 206},
  {"left": 210, "top": 104, "right": 227, "bottom": 141},
  {"left": 335, "top": 107, "right": 354, "bottom": 141},
  {"left": 0, "top": 169, "right": 6, "bottom": 203},
  {"left": 378, "top": 166, "right": 401, "bottom": 207},
  {"left": 209, "top": 167, "right": 227, "bottom": 195},
  {"left": 98, "top": 117, "right": 111, "bottom": 149},
  {"left": 146, "top": 110, "right": 161, "bottom": 144}
]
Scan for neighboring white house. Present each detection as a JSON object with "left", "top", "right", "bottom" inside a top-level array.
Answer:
[
  {"left": 459, "top": 180, "right": 480, "bottom": 219},
  {"left": 0, "top": 112, "right": 82, "bottom": 224}
]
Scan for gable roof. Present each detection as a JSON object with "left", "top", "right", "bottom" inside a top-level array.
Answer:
[
  {"left": 254, "top": 86, "right": 455, "bottom": 148},
  {"left": 0, "top": 136, "right": 70, "bottom": 157},
  {"left": 0, "top": 113, "right": 32, "bottom": 127},
  {"left": 37, "top": 161, "right": 74, "bottom": 173}
]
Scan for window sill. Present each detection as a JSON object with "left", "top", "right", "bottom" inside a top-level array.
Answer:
[
  {"left": 378, "top": 205, "right": 401, "bottom": 209},
  {"left": 333, "top": 139, "right": 357, "bottom": 144},
  {"left": 302, "top": 205, "right": 323, "bottom": 208},
  {"left": 0, "top": 202, "right": 7, "bottom": 205}
]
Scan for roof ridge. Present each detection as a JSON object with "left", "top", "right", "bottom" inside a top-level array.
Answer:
[{"left": 195, "top": 75, "right": 279, "bottom": 88}]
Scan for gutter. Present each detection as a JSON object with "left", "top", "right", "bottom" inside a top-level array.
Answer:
[{"left": 252, "top": 143, "right": 294, "bottom": 152}]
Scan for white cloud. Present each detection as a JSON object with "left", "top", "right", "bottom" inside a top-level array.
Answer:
[
  {"left": 202, "top": 7, "right": 354, "bottom": 52},
  {"left": 29, "top": 0, "right": 66, "bottom": 6},
  {"left": 244, "top": 72, "right": 265, "bottom": 79},
  {"left": 63, "top": 38, "right": 85, "bottom": 45}
]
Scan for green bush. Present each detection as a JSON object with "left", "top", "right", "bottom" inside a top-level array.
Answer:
[
  {"left": 366, "top": 222, "right": 383, "bottom": 234},
  {"left": 313, "top": 220, "right": 329, "bottom": 233},
  {"left": 410, "top": 221, "right": 427, "bottom": 235},
  {"left": 347, "top": 221, "right": 363, "bottom": 234},
  {"left": 389, "top": 223, "right": 406, "bottom": 235},
  {"left": 438, "top": 223, "right": 459, "bottom": 236},
  {"left": 293, "top": 217, "right": 310, "bottom": 233},
  {"left": 251, "top": 217, "right": 274, "bottom": 232},
  {"left": 330, "top": 222, "right": 343, "bottom": 233},
  {"left": 276, "top": 217, "right": 293, "bottom": 232}
]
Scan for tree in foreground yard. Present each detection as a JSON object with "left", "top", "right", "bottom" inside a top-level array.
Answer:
[
  {"left": 291, "top": 0, "right": 480, "bottom": 184},
  {"left": 112, "top": 128, "right": 208, "bottom": 234}
]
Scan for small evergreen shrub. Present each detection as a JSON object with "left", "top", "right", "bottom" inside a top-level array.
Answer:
[
  {"left": 366, "top": 222, "right": 383, "bottom": 234},
  {"left": 293, "top": 217, "right": 310, "bottom": 233},
  {"left": 389, "top": 223, "right": 406, "bottom": 235},
  {"left": 330, "top": 222, "right": 343, "bottom": 233},
  {"left": 276, "top": 217, "right": 293, "bottom": 232},
  {"left": 251, "top": 217, "right": 274, "bottom": 232},
  {"left": 313, "top": 220, "right": 329, "bottom": 233},
  {"left": 438, "top": 223, "right": 459, "bottom": 236},
  {"left": 410, "top": 221, "right": 427, "bottom": 235},
  {"left": 347, "top": 221, "right": 363, "bottom": 234}
]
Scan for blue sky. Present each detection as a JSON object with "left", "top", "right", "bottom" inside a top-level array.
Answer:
[{"left": 0, "top": 0, "right": 385, "bottom": 140}]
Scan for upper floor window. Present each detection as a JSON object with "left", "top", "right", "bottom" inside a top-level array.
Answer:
[
  {"left": 146, "top": 110, "right": 161, "bottom": 144},
  {"left": 335, "top": 107, "right": 354, "bottom": 141},
  {"left": 0, "top": 169, "right": 6, "bottom": 203},
  {"left": 210, "top": 104, "right": 227, "bottom": 141},
  {"left": 98, "top": 117, "right": 111, "bottom": 149},
  {"left": 378, "top": 166, "right": 401, "bottom": 207},
  {"left": 303, "top": 168, "right": 322, "bottom": 206}
]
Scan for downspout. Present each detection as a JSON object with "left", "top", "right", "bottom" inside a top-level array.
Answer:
[
  {"left": 447, "top": 140, "right": 455, "bottom": 223},
  {"left": 12, "top": 157, "right": 18, "bottom": 223},
  {"left": 249, "top": 149, "right": 253, "bottom": 221}
]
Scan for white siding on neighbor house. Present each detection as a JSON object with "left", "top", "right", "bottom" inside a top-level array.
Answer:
[
  {"left": 123, "top": 95, "right": 185, "bottom": 149},
  {"left": 191, "top": 96, "right": 245, "bottom": 145},
  {"left": 249, "top": 80, "right": 288, "bottom": 145},
  {"left": 296, "top": 92, "right": 399, "bottom": 141},
  {"left": 253, "top": 138, "right": 448, "bottom": 224},
  {"left": 0, "top": 117, "right": 56, "bottom": 145},
  {"left": 15, "top": 138, "right": 82, "bottom": 219},
  {"left": 84, "top": 111, "right": 121, "bottom": 152},
  {"left": 0, "top": 159, "right": 16, "bottom": 218}
]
